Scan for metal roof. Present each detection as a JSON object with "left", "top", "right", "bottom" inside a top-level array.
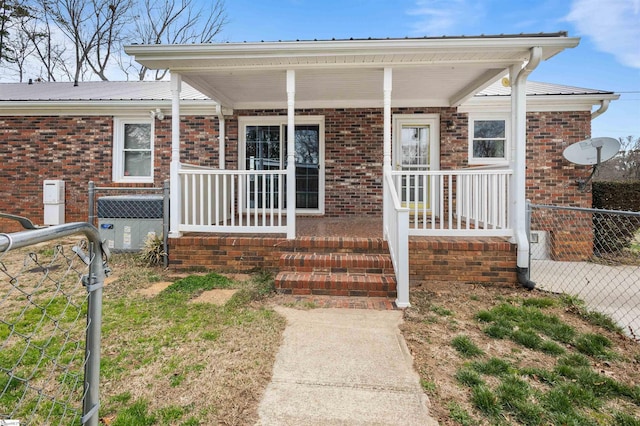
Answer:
[
  {"left": 479, "top": 80, "right": 615, "bottom": 96},
  {"left": 0, "top": 79, "right": 612, "bottom": 102},
  {"left": 0, "top": 80, "right": 209, "bottom": 101}
]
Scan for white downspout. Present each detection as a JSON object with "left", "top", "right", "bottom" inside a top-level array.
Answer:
[
  {"left": 591, "top": 99, "right": 610, "bottom": 120},
  {"left": 169, "top": 73, "right": 182, "bottom": 238},
  {"left": 286, "top": 70, "right": 296, "bottom": 239},
  {"left": 510, "top": 46, "right": 541, "bottom": 289},
  {"left": 216, "top": 104, "right": 225, "bottom": 169}
]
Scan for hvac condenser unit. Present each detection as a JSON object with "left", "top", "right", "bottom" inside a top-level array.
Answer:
[{"left": 97, "top": 195, "right": 163, "bottom": 252}]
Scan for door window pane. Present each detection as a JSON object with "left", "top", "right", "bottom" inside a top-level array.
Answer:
[
  {"left": 286, "top": 125, "right": 320, "bottom": 209},
  {"left": 401, "top": 125, "right": 430, "bottom": 167}
]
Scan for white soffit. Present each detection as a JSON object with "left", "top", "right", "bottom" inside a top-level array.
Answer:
[{"left": 125, "top": 35, "right": 580, "bottom": 110}]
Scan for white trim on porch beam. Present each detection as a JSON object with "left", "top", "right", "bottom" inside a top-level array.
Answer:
[
  {"left": 286, "top": 70, "right": 296, "bottom": 239},
  {"left": 449, "top": 68, "right": 508, "bottom": 107},
  {"left": 169, "top": 73, "right": 182, "bottom": 238}
]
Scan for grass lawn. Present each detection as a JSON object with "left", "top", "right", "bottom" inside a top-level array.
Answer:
[
  {"left": 401, "top": 282, "right": 640, "bottom": 426},
  {"left": 97, "top": 255, "right": 285, "bottom": 426},
  {"left": 3, "top": 238, "right": 639, "bottom": 425}
]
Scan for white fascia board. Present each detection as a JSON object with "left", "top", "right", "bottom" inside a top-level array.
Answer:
[
  {"left": 458, "top": 94, "right": 619, "bottom": 113},
  {"left": 0, "top": 99, "right": 223, "bottom": 116}
]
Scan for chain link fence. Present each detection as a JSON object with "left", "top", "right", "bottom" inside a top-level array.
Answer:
[
  {"left": 88, "top": 181, "right": 169, "bottom": 267},
  {"left": 528, "top": 203, "right": 640, "bottom": 340},
  {"left": 0, "top": 214, "right": 109, "bottom": 426}
]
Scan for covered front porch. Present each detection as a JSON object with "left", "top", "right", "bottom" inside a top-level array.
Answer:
[{"left": 126, "top": 34, "right": 579, "bottom": 307}]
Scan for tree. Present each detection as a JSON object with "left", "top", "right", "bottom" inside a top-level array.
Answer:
[
  {"left": 51, "top": 0, "right": 133, "bottom": 83},
  {"left": 0, "top": 0, "right": 33, "bottom": 64},
  {"left": 594, "top": 136, "right": 640, "bottom": 182},
  {"left": 1, "top": 0, "right": 227, "bottom": 82},
  {"left": 617, "top": 135, "right": 640, "bottom": 181},
  {"left": 122, "top": 0, "right": 227, "bottom": 80}
]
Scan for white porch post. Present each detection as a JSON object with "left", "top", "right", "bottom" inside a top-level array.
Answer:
[
  {"left": 383, "top": 67, "right": 393, "bottom": 236},
  {"left": 510, "top": 47, "right": 541, "bottom": 285},
  {"left": 216, "top": 104, "right": 225, "bottom": 169},
  {"left": 169, "top": 73, "right": 182, "bottom": 238},
  {"left": 286, "top": 70, "right": 296, "bottom": 239}
]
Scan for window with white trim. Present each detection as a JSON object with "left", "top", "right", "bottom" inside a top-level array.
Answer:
[
  {"left": 468, "top": 114, "right": 509, "bottom": 165},
  {"left": 113, "top": 117, "right": 154, "bottom": 183}
]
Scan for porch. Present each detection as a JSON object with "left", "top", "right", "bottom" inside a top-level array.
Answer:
[{"left": 168, "top": 216, "right": 518, "bottom": 301}]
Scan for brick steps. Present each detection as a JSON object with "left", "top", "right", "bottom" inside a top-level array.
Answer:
[{"left": 275, "top": 252, "right": 397, "bottom": 298}]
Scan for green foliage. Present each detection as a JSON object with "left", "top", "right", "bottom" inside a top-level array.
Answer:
[
  {"left": 455, "top": 368, "right": 485, "bottom": 387},
  {"left": 420, "top": 378, "right": 437, "bottom": 393},
  {"left": 447, "top": 401, "right": 478, "bottom": 426},
  {"left": 470, "top": 357, "right": 512, "bottom": 377},
  {"left": 471, "top": 385, "right": 501, "bottom": 417},
  {"left": 112, "top": 400, "right": 157, "bottom": 426},
  {"left": 574, "top": 333, "right": 614, "bottom": 359},
  {"left": 430, "top": 304, "right": 453, "bottom": 316},
  {"left": 161, "top": 272, "right": 232, "bottom": 297},
  {"left": 451, "top": 335, "right": 484, "bottom": 358},
  {"left": 522, "top": 297, "right": 556, "bottom": 308}
]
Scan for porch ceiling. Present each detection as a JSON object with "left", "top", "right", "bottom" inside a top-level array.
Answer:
[{"left": 125, "top": 34, "right": 579, "bottom": 110}]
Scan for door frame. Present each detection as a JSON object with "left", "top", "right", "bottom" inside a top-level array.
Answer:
[
  {"left": 238, "top": 115, "right": 325, "bottom": 215},
  {"left": 392, "top": 113, "right": 440, "bottom": 210}
]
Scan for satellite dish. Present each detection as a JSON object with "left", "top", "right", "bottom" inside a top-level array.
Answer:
[
  {"left": 562, "top": 137, "right": 620, "bottom": 166},
  {"left": 562, "top": 137, "right": 620, "bottom": 190}
]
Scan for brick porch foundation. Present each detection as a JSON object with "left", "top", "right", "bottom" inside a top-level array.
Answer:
[{"left": 168, "top": 234, "right": 518, "bottom": 286}]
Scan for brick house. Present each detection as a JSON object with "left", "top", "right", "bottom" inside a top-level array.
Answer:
[{"left": 0, "top": 34, "right": 619, "bottom": 306}]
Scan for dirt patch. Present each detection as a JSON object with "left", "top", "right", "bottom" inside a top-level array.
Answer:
[
  {"left": 136, "top": 281, "right": 173, "bottom": 297},
  {"left": 400, "top": 281, "right": 640, "bottom": 425},
  {"left": 191, "top": 289, "right": 238, "bottom": 305}
]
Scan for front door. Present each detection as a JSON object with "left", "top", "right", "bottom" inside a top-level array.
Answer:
[
  {"left": 393, "top": 114, "right": 440, "bottom": 209},
  {"left": 243, "top": 117, "right": 324, "bottom": 213}
]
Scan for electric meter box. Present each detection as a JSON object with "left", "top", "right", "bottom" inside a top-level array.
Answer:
[
  {"left": 97, "top": 195, "right": 163, "bottom": 252},
  {"left": 43, "top": 179, "right": 65, "bottom": 225}
]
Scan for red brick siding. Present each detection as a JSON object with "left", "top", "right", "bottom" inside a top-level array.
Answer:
[
  {"left": 0, "top": 115, "right": 218, "bottom": 232},
  {"left": 1, "top": 109, "right": 592, "bottom": 264},
  {"left": 526, "top": 111, "right": 593, "bottom": 260}
]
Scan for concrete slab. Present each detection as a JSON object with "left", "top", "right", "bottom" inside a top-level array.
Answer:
[{"left": 257, "top": 307, "right": 437, "bottom": 426}]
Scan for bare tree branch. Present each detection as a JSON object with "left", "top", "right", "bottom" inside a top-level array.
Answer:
[{"left": 128, "top": 0, "right": 227, "bottom": 80}]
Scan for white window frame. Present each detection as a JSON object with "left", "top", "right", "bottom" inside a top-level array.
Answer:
[
  {"left": 112, "top": 117, "right": 155, "bottom": 183},
  {"left": 468, "top": 113, "right": 510, "bottom": 166},
  {"left": 238, "top": 115, "right": 325, "bottom": 215}
]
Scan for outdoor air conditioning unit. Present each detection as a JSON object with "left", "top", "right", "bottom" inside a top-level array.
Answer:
[{"left": 97, "top": 195, "right": 163, "bottom": 252}]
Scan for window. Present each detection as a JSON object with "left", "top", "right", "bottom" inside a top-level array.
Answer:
[
  {"left": 468, "top": 115, "right": 509, "bottom": 165},
  {"left": 113, "top": 118, "right": 154, "bottom": 183}
]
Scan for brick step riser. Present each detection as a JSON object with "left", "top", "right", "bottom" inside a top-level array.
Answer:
[
  {"left": 279, "top": 254, "right": 393, "bottom": 273},
  {"left": 275, "top": 272, "right": 397, "bottom": 298}
]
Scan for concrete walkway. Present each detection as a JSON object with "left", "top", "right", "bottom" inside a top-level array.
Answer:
[{"left": 257, "top": 306, "right": 437, "bottom": 425}]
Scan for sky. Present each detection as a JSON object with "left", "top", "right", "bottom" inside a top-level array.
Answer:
[{"left": 220, "top": 0, "right": 640, "bottom": 141}]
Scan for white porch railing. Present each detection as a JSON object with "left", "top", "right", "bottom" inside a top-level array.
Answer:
[
  {"left": 178, "top": 164, "right": 289, "bottom": 234},
  {"left": 391, "top": 169, "right": 513, "bottom": 237},
  {"left": 383, "top": 171, "right": 410, "bottom": 308}
]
